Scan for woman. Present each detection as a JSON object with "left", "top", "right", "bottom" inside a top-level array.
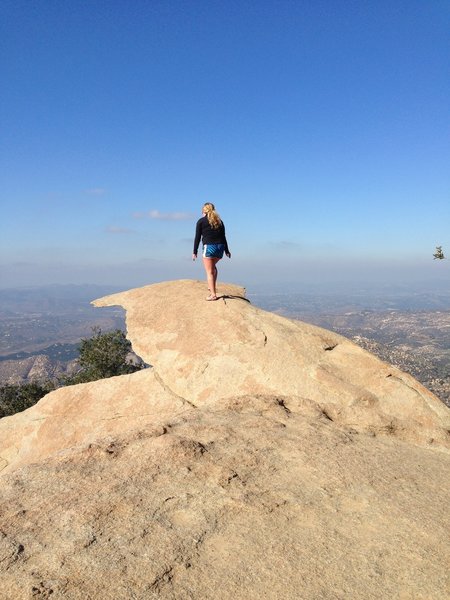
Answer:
[{"left": 192, "top": 202, "right": 231, "bottom": 300}]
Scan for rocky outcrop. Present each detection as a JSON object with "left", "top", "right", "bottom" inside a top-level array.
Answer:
[
  {"left": 92, "top": 281, "right": 449, "bottom": 447},
  {"left": 0, "top": 280, "right": 449, "bottom": 599}
]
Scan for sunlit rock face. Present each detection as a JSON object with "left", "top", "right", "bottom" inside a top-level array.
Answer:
[{"left": 0, "top": 280, "right": 449, "bottom": 599}]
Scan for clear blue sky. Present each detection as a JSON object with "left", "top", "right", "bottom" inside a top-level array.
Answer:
[{"left": 1, "top": 0, "right": 449, "bottom": 291}]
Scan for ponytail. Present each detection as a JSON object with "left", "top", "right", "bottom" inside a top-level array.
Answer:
[{"left": 203, "top": 202, "right": 222, "bottom": 229}]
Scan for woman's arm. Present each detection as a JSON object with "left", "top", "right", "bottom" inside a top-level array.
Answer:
[
  {"left": 223, "top": 223, "right": 231, "bottom": 257},
  {"left": 193, "top": 219, "right": 202, "bottom": 256}
]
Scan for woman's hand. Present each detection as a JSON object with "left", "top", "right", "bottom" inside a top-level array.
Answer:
[
  {"left": 226, "top": 252, "right": 231, "bottom": 258},
  {"left": 192, "top": 253, "right": 197, "bottom": 261}
]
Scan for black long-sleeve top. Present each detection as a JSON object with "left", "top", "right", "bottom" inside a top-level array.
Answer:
[{"left": 193, "top": 216, "right": 230, "bottom": 255}]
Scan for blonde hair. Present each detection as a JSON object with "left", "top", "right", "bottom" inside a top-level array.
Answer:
[{"left": 203, "top": 202, "right": 222, "bottom": 229}]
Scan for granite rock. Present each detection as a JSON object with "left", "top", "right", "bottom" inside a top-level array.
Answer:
[{"left": 0, "top": 280, "right": 449, "bottom": 599}]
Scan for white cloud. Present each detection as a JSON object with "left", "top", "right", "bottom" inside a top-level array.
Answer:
[
  {"left": 269, "top": 240, "right": 304, "bottom": 251},
  {"left": 132, "top": 209, "right": 194, "bottom": 221},
  {"left": 85, "top": 188, "right": 106, "bottom": 196},
  {"left": 271, "top": 241, "right": 302, "bottom": 248},
  {"left": 105, "top": 226, "right": 135, "bottom": 234}
]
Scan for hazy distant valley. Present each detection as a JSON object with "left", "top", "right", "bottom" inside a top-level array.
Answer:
[{"left": 1, "top": 284, "right": 449, "bottom": 408}]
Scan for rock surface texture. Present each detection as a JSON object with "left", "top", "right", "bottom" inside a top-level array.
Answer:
[{"left": 0, "top": 280, "right": 449, "bottom": 599}]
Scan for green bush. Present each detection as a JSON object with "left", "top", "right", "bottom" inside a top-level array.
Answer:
[
  {"left": 0, "top": 328, "right": 145, "bottom": 418},
  {"left": 65, "top": 327, "right": 145, "bottom": 385},
  {"left": 0, "top": 381, "right": 55, "bottom": 418}
]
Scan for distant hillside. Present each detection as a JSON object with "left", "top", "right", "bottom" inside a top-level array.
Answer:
[
  {"left": 0, "top": 354, "right": 80, "bottom": 385},
  {"left": 350, "top": 335, "right": 450, "bottom": 408}
]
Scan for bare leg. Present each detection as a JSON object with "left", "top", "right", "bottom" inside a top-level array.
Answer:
[
  {"left": 207, "top": 265, "right": 218, "bottom": 291},
  {"left": 203, "top": 257, "right": 220, "bottom": 298}
]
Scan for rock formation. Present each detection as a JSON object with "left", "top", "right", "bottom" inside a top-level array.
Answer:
[{"left": 0, "top": 280, "right": 449, "bottom": 599}]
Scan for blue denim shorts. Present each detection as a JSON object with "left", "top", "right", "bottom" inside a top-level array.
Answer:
[{"left": 202, "top": 243, "right": 225, "bottom": 259}]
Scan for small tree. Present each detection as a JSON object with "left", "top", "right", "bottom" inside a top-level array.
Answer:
[
  {"left": 66, "top": 327, "right": 144, "bottom": 384},
  {"left": 433, "top": 246, "right": 445, "bottom": 260}
]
